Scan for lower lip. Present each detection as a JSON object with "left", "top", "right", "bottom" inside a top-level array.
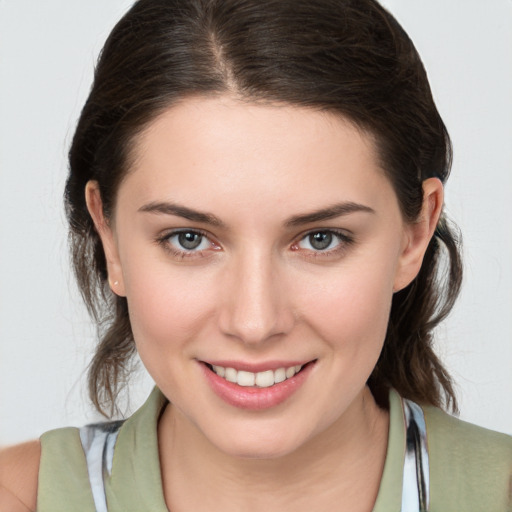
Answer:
[{"left": 200, "top": 362, "right": 314, "bottom": 410}]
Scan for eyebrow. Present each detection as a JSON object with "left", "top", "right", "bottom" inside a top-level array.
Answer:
[
  {"left": 138, "top": 200, "right": 374, "bottom": 228},
  {"left": 285, "top": 202, "right": 375, "bottom": 227},
  {"left": 138, "top": 201, "right": 226, "bottom": 227}
]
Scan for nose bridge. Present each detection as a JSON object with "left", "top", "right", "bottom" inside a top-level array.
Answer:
[{"left": 219, "top": 246, "right": 293, "bottom": 344}]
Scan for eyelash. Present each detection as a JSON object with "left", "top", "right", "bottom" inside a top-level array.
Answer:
[
  {"left": 291, "top": 229, "right": 355, "bottom": 259},
  {"left": 156, "top": 229, "right": 220, "bottom": 260},
  {"left": 156, "top": 228, "right": 355, "bottom": 260}
]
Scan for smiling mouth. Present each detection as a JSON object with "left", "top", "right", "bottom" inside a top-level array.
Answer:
[{"left": 204, "top": 363, "right": 309, "bottom": 388}]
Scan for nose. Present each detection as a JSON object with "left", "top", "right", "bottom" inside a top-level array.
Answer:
[{"left": 218, "top": 250, "right": 295, "bottom": 345}]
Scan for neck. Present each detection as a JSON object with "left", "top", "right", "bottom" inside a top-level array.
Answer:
[{"left": 158, "top": 387, "right": 389, "bottom": 512}]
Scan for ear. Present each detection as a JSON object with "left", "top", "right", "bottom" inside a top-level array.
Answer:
[
  {"left": 393, "top": 178, "right": 444, "bottom": 293},
  {"left": 85, "top": 181, "right": 126, "bottom": 297}
]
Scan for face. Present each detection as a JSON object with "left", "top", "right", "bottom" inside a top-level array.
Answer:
[{"left": 89, "top": 96, "right": 438, "bottom": 459}]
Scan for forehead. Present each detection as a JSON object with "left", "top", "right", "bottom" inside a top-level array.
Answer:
[{"left": 120, "top": 95, "right": 395, "bottom": 217}]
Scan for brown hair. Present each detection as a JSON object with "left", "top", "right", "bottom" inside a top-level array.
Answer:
[{"left": 66, "top": 0, "right": 462, "bottom": 416}]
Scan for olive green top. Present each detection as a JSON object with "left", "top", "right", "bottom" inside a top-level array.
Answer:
[{"left": 37, "top": 388, "right": 512, "bottom": 511}]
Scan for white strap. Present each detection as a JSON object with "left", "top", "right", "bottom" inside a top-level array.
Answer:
[
  {"left": 79, "top": 420, "right": 124, "bottom": 512},
  {"left": 401, "top": 398, "right": 430, "bottom": 512}
]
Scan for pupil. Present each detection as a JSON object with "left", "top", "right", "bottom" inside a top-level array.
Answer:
[
  {"left": 178, "top": 232, "right": 202, "bottom": 250},
  {"left": 310, "top": 232, "right": 332, "bottom": 250}
]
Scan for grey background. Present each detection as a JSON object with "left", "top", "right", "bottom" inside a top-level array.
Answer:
[{"left": 1, "top": 0, "right": 511, "bottom": 444}]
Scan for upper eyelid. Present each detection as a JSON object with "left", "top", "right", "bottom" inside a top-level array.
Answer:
[
  {"left": 295, "top": 227, "right": 353, "bottom": 241},
  {"left": 293, "top": 228, "right": 355, "bottom": 250},
  {"left": 159, "top": 227, "right": 213, "bottom": 240},
  {"left": 292, "top": 230, "right": 355, "bottom": 259},
  {"left": 157, "top": 228, "right": 215, "bottom": 250},
  {"left": 157, "top": 229, "right": 218, "bottom": 258}
]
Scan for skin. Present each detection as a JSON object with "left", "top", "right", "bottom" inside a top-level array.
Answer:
[
  {"left": 0, "top": 441, "right": 40, "bottom": 511},
  {"left": 0, "top": 95, "right": 442, "bottom": 512}
]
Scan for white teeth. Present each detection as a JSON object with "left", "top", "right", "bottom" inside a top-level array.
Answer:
[
  {"left": 211, "top": 364, "right": 303, "bottom": 388},
  {"left": 274, "top": 368, "right": 286, "bottom": 383},
  {"left": 255, "top": 370, "right": 274, "bottom": 387},
  {"left": 212, "top": 365, "right": 225, "bottom": 378},
  {"left": 237, "top": 370, "right": 255, "bottom": 387},
  {"left": 225, "top": 367, "right": 237, "bottom": 383}
]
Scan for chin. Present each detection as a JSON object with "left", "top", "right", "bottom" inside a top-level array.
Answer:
[
  {"left": 219, "top": 438, "right": 299, "bottom": 460},
  {"left": 205, "top": 419, "right": 315, "bottom": 460}
]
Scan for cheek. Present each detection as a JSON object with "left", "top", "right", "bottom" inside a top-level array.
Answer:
[
  {"left": 122, "top": 259, "right": 218, "bottom": 354},
  {"left": 124, "top": 267, "right": 221, "bottom": 400},
  {"left": 296, "top": 248, "right": 398, "bottom": 354}
]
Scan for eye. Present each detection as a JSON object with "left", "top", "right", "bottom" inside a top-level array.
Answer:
[
  {"left": 172, "top": 231, "right": 208, "bottom": 251},
  {"left": 158, "top": 229, "right": 218, "bottom": 256},
  {"left": 303, "top": 231, "right": 336, "bottom": 251},
  {"left": 293, "top": 230, "right": 353, "bottom": 253}
]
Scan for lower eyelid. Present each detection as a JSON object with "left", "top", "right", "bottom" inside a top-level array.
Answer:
[{"left": 157, "top": 230, "right": 222, "bottom": 256}]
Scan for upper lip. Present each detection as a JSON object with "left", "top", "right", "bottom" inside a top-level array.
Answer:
[{"left": 199, "top": 359, "right": 315, "bottom": 373}]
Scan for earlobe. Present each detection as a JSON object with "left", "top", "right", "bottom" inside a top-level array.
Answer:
[
  {"left": 85, "top": 181, "right": 126, "bottom": 297},
  {"left": 393, "top": 178, "right": 444, "bottom": 292}
]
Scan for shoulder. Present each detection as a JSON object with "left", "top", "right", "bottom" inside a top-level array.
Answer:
[
  {"left": 423, "top": 405, "right": 512, "bottom": 510},
  {"left": 424, "top": 404, "right": 512, "bottom": 461},
  {"left": 0, "top": 440, "right": 41, "bottom": 512}
]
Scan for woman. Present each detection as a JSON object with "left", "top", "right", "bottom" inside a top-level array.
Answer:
[{"left": 1, "top": 0, "right": 511, "bottom": 510}]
